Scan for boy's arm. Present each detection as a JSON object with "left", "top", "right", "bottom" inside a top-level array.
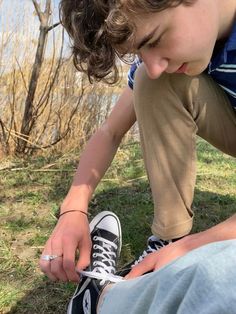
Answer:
[
  {"left": 60, "top": 86, "right": 135, "bottom": 214},
  {"left": 40, "top": 86, "right": 136, "bottom": 282},
  {"left": 125, "top": 214, "right": 236, "bottom": 279}
]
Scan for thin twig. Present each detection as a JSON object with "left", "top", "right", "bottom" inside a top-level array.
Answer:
[
  {"left": 5, "top": 127, "right": 46, "bottom": 150},
  {"left": 47, "top": 22, "right": 61, "bottom": 32},
  {"left": 9, "top": 168, "right": 75, "bottom": 172}
]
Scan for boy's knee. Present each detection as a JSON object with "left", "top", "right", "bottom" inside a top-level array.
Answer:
[
  {"left": 133, "top": 63, "right": 150, "bottom": 93},
  {"left": 133, "top": 66, "right": 197, "bottom": 101}
]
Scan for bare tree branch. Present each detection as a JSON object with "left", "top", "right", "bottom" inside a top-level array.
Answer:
[
  {"left": 15, "top": 57, "right": 28, "bottom": 93},
  {"left": 6, "top": 127, "right": 46, "bottom": 151},
  {"left": 0, "top": 118, "right": 9, "bottom": 155},
  {"left": 47, "top": 22, "right": 61, "bottom": 32},
  {"left": 36, "top": 29, "right": 64, "bottom": 114},
  {"left": 32, "top": 0, "right": 42, "bottom": 24},
  {"left": 45, "top": 0, "right": 51, "bottom": 15},
  {"left": 16, "top": 0, "right": 54, "bottom": 154}
]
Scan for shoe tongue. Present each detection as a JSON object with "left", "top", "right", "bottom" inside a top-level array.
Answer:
[
  {"left": 148, "top": 235, "right": 160, "bottom": 248},
  {"left": 95, "top": 228, "right": 117, "bottom": 243},
  {"left": 148, "top": 235, "right": 169, "bottom": 250},
  {"left": 91, "top": 228, "right": 117, "bottom": 270}
]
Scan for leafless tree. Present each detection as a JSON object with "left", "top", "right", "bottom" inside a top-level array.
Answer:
[
  {"left": 16, "top": 0, "right": 61, "bottom": 154},
  {"left": 0, "top": 0, "right": 120, "bottom": 157}
]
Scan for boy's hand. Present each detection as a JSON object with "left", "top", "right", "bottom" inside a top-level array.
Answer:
[
  {"left": 39, "top": 213, "right": 92, "bottom": 282},
  {"left": 125, "top": 236, "right": 193, "bottom": 279}
]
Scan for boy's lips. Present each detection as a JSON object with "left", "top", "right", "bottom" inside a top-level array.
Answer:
[{"left": 175, "top": 63, "right": 187, "bottom": 73}]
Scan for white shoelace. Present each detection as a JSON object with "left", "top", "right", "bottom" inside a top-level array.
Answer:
[
  {"left": 79, "top": 270, "right": 123, "bottom": 283},
  {"left": 79, "top": 235, "right": 123, "bottom": 284}
]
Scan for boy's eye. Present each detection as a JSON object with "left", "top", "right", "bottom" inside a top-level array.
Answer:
[{"left": 148, "top": 38, "right": 161, "bottom": 48}]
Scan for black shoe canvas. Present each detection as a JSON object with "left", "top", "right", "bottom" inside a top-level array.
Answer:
[
  {"left": 67, "top": 211, "right": 122, "bottom": 314},
  {"left": 116, "top": 235, "right": 173, "bottom": 277}
]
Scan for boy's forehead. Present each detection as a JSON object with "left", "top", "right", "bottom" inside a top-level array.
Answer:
[
  {"left": 115, "top": 13, "right": 160, "bottom": 53},
  {"left": 125, "top": 11, "right": 166, "bottom": 47},
  {"left": 110, "top": 1, "right": 182, "bottom": 54}
]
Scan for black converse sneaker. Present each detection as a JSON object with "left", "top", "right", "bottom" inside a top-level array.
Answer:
[
  {"left": 116, "top": 235, "right": 173, "bottom": 277},
  {"left": 67, "top": 211, "right": 123, "bottom": 314}
]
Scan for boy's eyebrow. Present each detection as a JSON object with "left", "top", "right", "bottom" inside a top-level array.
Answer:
[{"left": 136, "top": 26, "right": 160, "bottom": 50}]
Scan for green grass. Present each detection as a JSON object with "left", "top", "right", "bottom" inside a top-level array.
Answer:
[{"left": 0, "top": 138, "right": 235, "bottom": 313}]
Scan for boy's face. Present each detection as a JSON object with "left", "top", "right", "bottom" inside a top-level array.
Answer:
[{"left": 123, "top": 0, "right": 231, "bottom": 79}]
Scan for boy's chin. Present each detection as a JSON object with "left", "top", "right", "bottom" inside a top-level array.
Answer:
[{"left": 185, "top": 62, "right": 209, "bottom": 76}]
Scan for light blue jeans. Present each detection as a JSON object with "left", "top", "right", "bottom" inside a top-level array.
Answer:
[{"left": 99, "top": 240, "right": 236, "bottom": 314}]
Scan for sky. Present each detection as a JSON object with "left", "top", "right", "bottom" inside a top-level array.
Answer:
[
  {"left": 0, "top": 0, "right": 69, "bottom": 70},
  {"left": 0, "top": 0, "right": 61, "bottom": 32}
]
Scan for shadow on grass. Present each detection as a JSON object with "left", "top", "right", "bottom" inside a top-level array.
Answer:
[
  {"left": 8, "top": 280, "right": 74, "bottom": 314},
  {"left": 6, "top": 183, "right": 236, "bottom": 314}
]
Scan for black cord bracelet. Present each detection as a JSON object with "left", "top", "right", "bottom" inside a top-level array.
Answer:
[{"left": 59, "top": 209, "right": 89, "bottom": 218}]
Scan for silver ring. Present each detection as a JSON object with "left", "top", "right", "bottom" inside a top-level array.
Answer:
[{"left": 41, "top": 254, "right": 63, "bottom": 261}]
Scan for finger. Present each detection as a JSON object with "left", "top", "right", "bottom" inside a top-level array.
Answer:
[
  {"left": 62, "top": 238, "right": 80, "bottom": 282},
  {"left": 39, "top": 240, "right": 58, "bottom": 281},
  {"left": 50, "top": 256, "right": 68, "bottom": 282},
  {"left": 76, "top": 236, "right": 92, "bottom": 271},
  {"left": 39, "top": 257, "right": 58, "bottom": 281},
  {"left": 50, "top": 242, "right": 68, "bottom": 282},
  {"left": 125, "top": 255, "right": 156, "bottom": 279}
]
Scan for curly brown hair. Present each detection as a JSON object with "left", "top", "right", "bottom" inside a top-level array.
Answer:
[{"left": 59, "top": 0, "right": 195, "bottom": 84}]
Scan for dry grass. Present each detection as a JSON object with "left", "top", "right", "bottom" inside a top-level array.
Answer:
[{"left": 0, "top": 1, "right": 128, "bottom": 157}]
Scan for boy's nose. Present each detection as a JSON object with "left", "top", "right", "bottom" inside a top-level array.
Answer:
[{"left": 141, "top": 52, "right": 169, "bottom": 79}]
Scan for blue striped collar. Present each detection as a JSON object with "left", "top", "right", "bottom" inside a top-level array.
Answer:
[
  {"left": 209, "top": 22, "right": 236, "bottom": 71},
  {"left": 225, "top": 22, "right": 236, "bottom": 51}
]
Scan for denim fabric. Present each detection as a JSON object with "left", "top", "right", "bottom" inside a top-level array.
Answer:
[{"left": 99, "top": 240, "right": 236, "bottom": 314}]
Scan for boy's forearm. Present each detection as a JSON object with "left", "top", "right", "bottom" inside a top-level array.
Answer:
[
  {"left": 205, "top": 214, "right": 236, "bottom": 240},
  {"left": 60, "top": 87, "right": 135, "bottom": 214},
  {"left": 187, "top": 214, "right": 236, "bottom": 250},
  {"left": 60, "top": 126, "right": 122, "bottom": 213}
]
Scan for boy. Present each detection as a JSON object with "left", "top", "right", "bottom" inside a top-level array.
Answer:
[{"left": 40, "top": 0, "right": 236, "bottom": 310}]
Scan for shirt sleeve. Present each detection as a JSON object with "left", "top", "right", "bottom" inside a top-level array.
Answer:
[{"left": 127, "top": 58, "right": 142, "bottom": 89}]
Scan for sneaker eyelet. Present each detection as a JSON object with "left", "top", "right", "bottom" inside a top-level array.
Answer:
[
  {"left": 93, "top": 262, "right": 97, "bottom": 266},
  {"left": 93, "top": 236, "right": 98, "bottom": 240},
  {"left": 93, "top": 253, "right": 97, "bottom": 258},
  {"left": 93, "top": 244, "right": 98, "bottom": 249}
]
